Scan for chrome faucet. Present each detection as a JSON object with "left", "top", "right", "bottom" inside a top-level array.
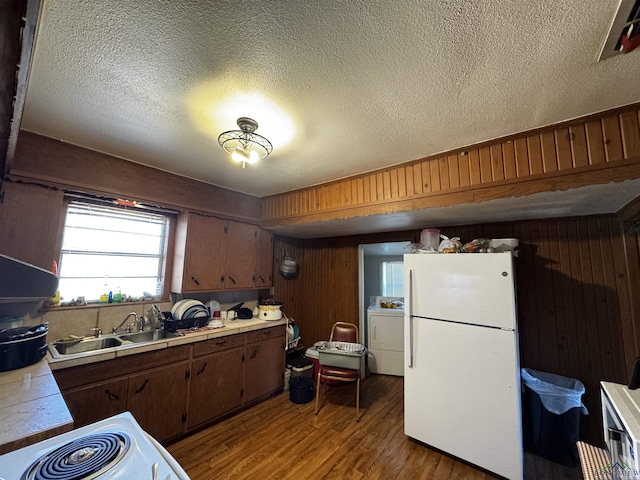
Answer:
[
  {"left": 113, "top": 312, "right": 140, "bottom": 334},
  {"left": 137, "top": 314, "right": 148, "bottom": 332}
]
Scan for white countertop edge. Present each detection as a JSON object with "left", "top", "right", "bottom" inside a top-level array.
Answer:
[
  {"left": 47, "top": 350, "right": 117, "bottom": 370},
  {"left": 115, "top": 340, "right": 167, "bottom": 357},
  {"left": 47, "top": 318, "right": 286, "bottom": 370}
]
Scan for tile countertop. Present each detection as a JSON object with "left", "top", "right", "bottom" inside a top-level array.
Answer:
[
  {"left": 0, "top": 360, "right": 74, "bottom": 455},
  {"left": 47, "top": 317, "right": 288, "bottom": 370},
  {"left": 0, "top": 318, "right": 286, "bottom": 455}
]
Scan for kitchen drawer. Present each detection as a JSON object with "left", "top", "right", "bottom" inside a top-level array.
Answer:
[
  {"left": 246, "top": 325, "right": 285, "bottom": 344},
  {"left": 192, "top": 334, "right": 245, "bottom": 357}
]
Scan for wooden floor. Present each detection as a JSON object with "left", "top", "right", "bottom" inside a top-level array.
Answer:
[{"left": 167, "top": 375, "right": 583, "bottom": 480}]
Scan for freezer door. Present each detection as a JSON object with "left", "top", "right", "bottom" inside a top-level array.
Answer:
[
  {"left": 404, "top": 317, "right": 523, "bottom": 479},
  {"left": 404, "top": 252, "right": 516, "bottom": 330}
]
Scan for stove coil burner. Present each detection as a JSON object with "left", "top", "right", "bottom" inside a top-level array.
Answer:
[{"left": 25, "top": 432, "right": 131, "bottom": 480}]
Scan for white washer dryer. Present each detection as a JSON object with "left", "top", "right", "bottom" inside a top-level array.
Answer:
[{"left": 367, "top": 305, "right": 404, "bottom": 376}]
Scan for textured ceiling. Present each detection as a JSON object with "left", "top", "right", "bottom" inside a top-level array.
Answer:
[
  {"left": 13, "top": 0, "right": 639, "bottom": 241},
  {"left": 20, "top": 1, "right": 640, "bottom": 200}
]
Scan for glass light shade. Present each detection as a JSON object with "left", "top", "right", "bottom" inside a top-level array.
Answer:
[
  {"left": 231, "top": 148, "right": 259, "bottom": 164},
  {"left": 218, "top": 117, "right": 272, "bottom": 167}
]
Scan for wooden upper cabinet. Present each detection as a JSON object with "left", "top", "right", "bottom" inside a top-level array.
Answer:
[
  {"left": 0, "top": 182, "right": 65, "bottom": 269},
  {"left": 172, "top": 213, "right": 273, "bottom": 293},
  {"left": 172, "top": 212, "right": 225, "bottom": 293},
  {"left": 224, "top": 221, "right": 257, "bottom": 289},
  {"left": 255, "top": 229, "right": 273, "bottom": 288}
]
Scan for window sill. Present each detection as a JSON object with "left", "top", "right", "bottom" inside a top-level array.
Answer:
[{"left": 39, "top": 299, "right": 169, "bottom": 313}]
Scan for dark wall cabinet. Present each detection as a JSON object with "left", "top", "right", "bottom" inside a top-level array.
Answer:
[
  {"left": 171, "top": 212, "right": 273, "bottom": 293},
  {"left": 255, "top": 228, "right": 274, "bottom": 288}
]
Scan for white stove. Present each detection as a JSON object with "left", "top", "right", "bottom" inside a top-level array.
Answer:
[{"left": 0, "top": 412, "right": 190, "bottom": 480}]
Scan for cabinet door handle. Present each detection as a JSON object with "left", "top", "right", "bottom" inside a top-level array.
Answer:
[
  {"left": 134, "top": 378, "right": 149, "bottom": 394},
  {"left": 259, "top": 275, "right": 265, "bottom": 283},
  {"left": 228, "top": 276, "right": 236, "bottom": 284},
  {"left": 105, "top": 389, "right": 119, "bottom": 401},
  {"left": 220, "top": 275, "right": 225, "bottom": 283},
  {"left": 197, "top": 362, "right": 207, "bottom": 375},
  {"left": 263, "top": 330, "right": 272, "bottom": 336},
  {"left": 374, "top": 326, "right": 377, "bottom": 339},
  {"left": 215, "top": 340, "right": 227, "bottom": 347},
  {"left": 250, "top": 349, "right": 258, "bottom": 360},
  {"left": 191, "top": 276, "right": 200, "bottom": 286}
]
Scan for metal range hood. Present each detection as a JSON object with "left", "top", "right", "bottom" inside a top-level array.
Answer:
[{"left": 0, "top": 254, "right": 58, "bottom": 318}]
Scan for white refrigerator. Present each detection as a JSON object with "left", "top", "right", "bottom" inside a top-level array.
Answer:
[{"left": 404, "top": 252, "right": 523, "bottom": 480}]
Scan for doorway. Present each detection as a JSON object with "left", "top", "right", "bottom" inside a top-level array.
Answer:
[{"left": 357, "top": 241, "right": 410, "bottom": 376}]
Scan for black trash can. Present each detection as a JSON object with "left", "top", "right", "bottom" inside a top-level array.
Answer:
[
  {"left": 521, "top": 368, "right": 587, "bottom": 467},
  {"left": 289, "top": 376, "right": 315, "bottom": 404}
]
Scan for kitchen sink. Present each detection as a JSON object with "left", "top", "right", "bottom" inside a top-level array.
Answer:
[
  {"left": 119, "top": 330, "right": 180, "bottom": 343},
  {"left": 49, "top": 329, "right": 184, "bottom": 357},
  {"left": 53, "top": 336, "right": 123, "bottom": 355}
]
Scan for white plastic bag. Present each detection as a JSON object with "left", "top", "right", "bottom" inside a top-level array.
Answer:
[
  {"left": 521, "top": 368, "right": 588, "bottom": 415},
  {"left": 437, "top": 235, "right": 462, "bottom": 252}
]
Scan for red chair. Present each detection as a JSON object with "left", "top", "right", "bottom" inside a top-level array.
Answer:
[{"left": 314, "top": 322, "right": 361, "bottom": 421}]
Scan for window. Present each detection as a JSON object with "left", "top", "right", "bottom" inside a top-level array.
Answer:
[
  {"left": 381, "top": 260, "right": 404, "bottom": 296},
  {"left": 58, "top": 201, "right": 171, "bottom": 302}
]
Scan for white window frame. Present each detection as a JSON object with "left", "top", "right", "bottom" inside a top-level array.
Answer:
[
  {"left": 57, "top": 199, "right": 173, "bottom": 303},
  {"left": 380, "top": 257, "right": 404, "bottom": 297}
]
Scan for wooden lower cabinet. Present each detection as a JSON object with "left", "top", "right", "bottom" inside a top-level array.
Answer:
[
  {"left": 244, "top": 335, "right": 285, "bottom": 404},
  {"left": 55, "top": 327, "right": 285, "bottom": 442},
  {"left": 62, "top": 378, "right": 129, "bottom": 428},
  {"left": 127, "top": 362, "right": 189, "bottom": 442},
  {"left": 188, "top": 346, "right": 244, "bottom": 429}
]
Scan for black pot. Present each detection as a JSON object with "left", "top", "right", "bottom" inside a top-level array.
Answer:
[{"left": 0, "top": 324, "right": 48, "bottom": 372}]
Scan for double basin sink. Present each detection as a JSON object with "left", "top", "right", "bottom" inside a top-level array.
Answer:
[{"left": 50, "top": 330, "right": 181, "bottom": 357}]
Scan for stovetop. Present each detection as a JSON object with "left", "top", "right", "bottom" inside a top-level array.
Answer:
[{"left": 0, "top": 412, "right": 189, "bottom": 480}]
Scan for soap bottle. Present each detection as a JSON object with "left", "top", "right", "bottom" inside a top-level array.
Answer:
[
  {"left": 50, "top": 261, "right": 61, "bottom": 306},
  {"left": 113, "top": 287, "right": 122, "bottom": 303}
]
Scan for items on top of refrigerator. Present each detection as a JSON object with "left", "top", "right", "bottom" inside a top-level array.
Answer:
[
  {"left": 420, "top": 228, "right": 441, "bottom": 250},
  {"left": 460, "top": 238, "right": 491, "bottom": 253},
  {"left": 406, "top": 236, "right": 519, "bottom": 254},
  {"left": 437, "top": 235, "right": 463, "bottom": 253}
]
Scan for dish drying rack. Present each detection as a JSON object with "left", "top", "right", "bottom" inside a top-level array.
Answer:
[{"left": 284, "top": 313, "right": 300, "bottom": 350}]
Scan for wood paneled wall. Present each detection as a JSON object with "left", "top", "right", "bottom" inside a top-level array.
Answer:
[
  {"left": 273, "top": 215, "right": 639, "bottom": 445},
  {"left": 10, "top": 131, "right": 262, "bottom": 222},
  {"left": 263, "top": 105, "right": 640, "bottom": 225}
]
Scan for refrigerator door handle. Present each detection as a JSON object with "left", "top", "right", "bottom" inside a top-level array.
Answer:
[{"left": 408, "top": 268, "right": 414, "bottom": 368}]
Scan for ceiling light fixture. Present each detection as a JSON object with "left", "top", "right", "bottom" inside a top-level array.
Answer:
[{"left": 217, "top": 117, "right": 273, "bottom": 168}]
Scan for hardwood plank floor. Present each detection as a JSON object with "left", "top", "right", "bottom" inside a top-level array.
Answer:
[{"left": 167, "top": 375, "right": 583, "bottom": 479}]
